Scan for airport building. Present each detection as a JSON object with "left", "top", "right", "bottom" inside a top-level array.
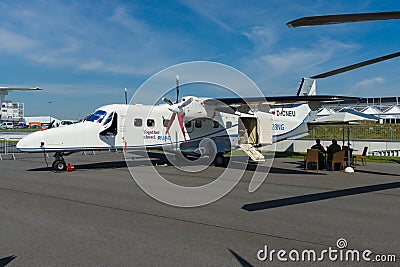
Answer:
[
  {"left": 1, "top": 101, "right": 24, "bottom": 123},
  {"left": 320, "top": 96, "right": 400, "bottom": 124}
]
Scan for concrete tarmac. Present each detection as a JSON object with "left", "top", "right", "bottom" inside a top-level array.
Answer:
[{"left": 0, "top": 152, "right": 399, "bottom": 266}]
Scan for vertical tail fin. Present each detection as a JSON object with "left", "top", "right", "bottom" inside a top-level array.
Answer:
[{"left": 296, "top": 78, "right": 316, "bottom": 96}]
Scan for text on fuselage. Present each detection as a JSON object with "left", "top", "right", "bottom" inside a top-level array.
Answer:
[{"left": 276, "top": 109, "right": 296, "bottom": 117}]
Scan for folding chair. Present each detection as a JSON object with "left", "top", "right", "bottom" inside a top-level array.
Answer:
[{"left": 354, "top": 146, "right": 368, "bottom": 166}]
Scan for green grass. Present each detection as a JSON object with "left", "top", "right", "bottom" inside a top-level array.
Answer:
[
  {"left": 0, "top": 128, "right": 39, "bottom": 132},
  {"left": 0, "top": 140, "right": 19, "bottom": 145}
]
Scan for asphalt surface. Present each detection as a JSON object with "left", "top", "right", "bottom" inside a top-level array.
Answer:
[{"left": 0, "top": 151, "right": 399, "bottom": 266}]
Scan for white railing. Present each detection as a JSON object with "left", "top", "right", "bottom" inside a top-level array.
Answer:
[{"left": 0, "top": 137, "right": 22, "bottom": 160}]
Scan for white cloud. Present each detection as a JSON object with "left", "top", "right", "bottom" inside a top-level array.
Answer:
[
  {"left": 242, "top": 26, "right": 278, "bottom": 48},
  {"left": 182, "top": 1, "right": 233, "bottom": 31},
  {"left": 352, "top": 77, "right": 384, "bottom": 90},
  {"left": 109, "top": 6, "right": 149, "bottom": 35},
  {"left": 0, "top": 29, "right": 38, "bottom": 54},
  {"left": 79, "top": 60, "right": 104, "bottom": 71}
]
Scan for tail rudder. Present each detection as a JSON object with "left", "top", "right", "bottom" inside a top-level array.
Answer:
[{"left": 296, "top": 78, "right": 316, "bottom": 96}]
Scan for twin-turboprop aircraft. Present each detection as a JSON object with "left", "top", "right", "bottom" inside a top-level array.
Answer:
[{"left": 16, "top": 11, "right": 400, "bottom": 171}]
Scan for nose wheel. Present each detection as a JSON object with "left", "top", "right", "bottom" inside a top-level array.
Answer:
[
  {"left": 52, "top": 152, "right": 68, "bottom": 171},
  {"left": 52, "top": 159, "right": 67, "bottom": 171}
]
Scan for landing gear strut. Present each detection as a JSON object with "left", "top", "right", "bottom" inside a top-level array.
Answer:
[
  {"left": 52, "top": 152, "right": 67, "bottom": 171},
  {"left": 214, "top": 153, "right": 226, "bottom": 167}
]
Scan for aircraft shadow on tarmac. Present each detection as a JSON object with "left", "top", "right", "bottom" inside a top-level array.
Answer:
[
  {"left": 0, "top": 255, "right": 17, "bottom": 267},
  {"left": 228, "top": 249, "right": 254, "bottom": 267},
  {"left": 242, "top": 182, "right": 400, "bottom": 212},
  {"left": 27, "top": 153, "right": 324, "bottom": 176}
]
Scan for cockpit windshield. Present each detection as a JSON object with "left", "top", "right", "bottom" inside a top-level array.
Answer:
[
  {"left": 103, "top": 112, "right": 114, "bottom": 125},
  {"left": 86, "top": 110, "right": 107, "bottom": 123}
]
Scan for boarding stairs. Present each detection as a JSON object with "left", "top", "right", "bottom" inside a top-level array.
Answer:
[{"left": 239, "top": 144, "right": 265, "bottom": 162}]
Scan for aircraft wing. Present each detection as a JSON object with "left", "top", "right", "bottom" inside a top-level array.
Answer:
[
  {"left": 203, "top": 95, "right": 361, "bottom": 114},
  {"left": 204, "top": 95, "right": 361, "bottom": 107},
  {"left": 287, "top": 11, "right": 400, "bottom": 27},
  {"left": 0, "top": 87, "right": 42, "bottom": 91}
]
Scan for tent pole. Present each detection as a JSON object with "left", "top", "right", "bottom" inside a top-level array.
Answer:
[
  {"left": 347, "top": 123, "right": 351, "bottom": 167},
  {"left": 342, "top": 124, "right": 345, "bottom": 146}
]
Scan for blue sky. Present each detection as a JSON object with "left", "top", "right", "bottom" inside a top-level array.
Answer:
[{"left": 1, "top": 0, "right": 400, "bottom": 119}]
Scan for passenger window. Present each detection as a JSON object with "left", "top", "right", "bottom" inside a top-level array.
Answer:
[
  {"left": 185, "top": 121, "right": 192, "bottom": 128},
  {"left": 147, "top": 119, "right": 155, "bottom": 127},
  {"left": 163, "top": 119, "right": 170, "bottom": 127},
  {"left": 195, "top": 120, "right": 202, "bottom": 128},
  {"left": 213, "top": 121, "right": 219, "bottom": 128},
  {"left": 134, "top": 118, "right": 142, "bottom": 127},
  {"left": 226, "top": 121, "right": 232, "bottom": 128}
]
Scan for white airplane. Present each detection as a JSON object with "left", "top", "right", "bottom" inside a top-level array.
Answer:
[
  {"left": 16, "top": 77, "right": 357, "bottom": 171},
  {"left": 16, "top": 11, "right": 400, "bottom": 171}
]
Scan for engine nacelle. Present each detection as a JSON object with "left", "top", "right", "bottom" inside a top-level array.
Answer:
[{"left": 181, "top": 97, "right": 216, "bottom": 120}]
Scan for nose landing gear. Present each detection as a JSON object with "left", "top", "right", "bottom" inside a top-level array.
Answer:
[{"left": 51, "top": 152, "right": 70, "bottom": 171}]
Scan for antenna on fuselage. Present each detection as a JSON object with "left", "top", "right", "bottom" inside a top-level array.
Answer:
[
  {"left": 124, "top": 88, "right": 128, "bottom": 104},
  {"left": 176, "top": 75, "right": 180, "bottom": 103}
]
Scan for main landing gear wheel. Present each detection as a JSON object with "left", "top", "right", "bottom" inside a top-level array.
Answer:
[
  {"left": 52, "top": 160, "right": 67, "bottom": 171},
  {"left": 214, "top": 153, "right": 226, "bottom": 167}
]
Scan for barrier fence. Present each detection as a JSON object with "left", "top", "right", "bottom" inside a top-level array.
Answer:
[
  {"left": 307, "top": 124, "right": 400, "bottom": 141},
  {"left": 0, "top": 137, "right": 23, "bottom": 160}
]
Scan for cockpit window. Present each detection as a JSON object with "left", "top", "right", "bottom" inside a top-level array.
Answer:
[
  {"left": 103, "top": 112, "right": 114, "bottom": 125},
  {"left": 86, "top": 110, "right": 107, "bottom": 123}
]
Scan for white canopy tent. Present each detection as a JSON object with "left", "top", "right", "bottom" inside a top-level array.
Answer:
[
  {"left": 316, "top": 111, "right": 378, "bottom": 124},
  {"left": 382, "top": 105, "right": 400, "bottom": 123},
  {"left": 312, "top": 110, "right": 378, "bottom": 166},
  {"left": 361, "top": 106, "right": 381, "bottom": 115},
  {"left": 317, "top": 107, "right": 334, "bottom": 117}
]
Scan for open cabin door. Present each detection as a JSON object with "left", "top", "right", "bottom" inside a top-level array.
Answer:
[
  {"left": 238, "top": 117, "right": 258, "bottom": 145},
  {"left": 256, "top": 112, "right": 273, "bottom": 145},
  {"left": 238, "top": 115, "right": 267, "bottom": 162}
]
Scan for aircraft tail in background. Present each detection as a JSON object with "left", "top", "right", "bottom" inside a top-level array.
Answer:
[{"left": 296, "top": 78, "right": 316, "bottom": 96}]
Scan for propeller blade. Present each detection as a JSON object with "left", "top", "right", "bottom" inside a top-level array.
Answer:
[
  {"left": 162, "top": 97, "right": 173, "bottom": 106},
  {"left": 178, "top": 97, "right": 193, "bottom": 109},
  {"left": 165, "top": 113, "right": 176, "bottom": 135},
  {"left": 287, "top": 11, "right": 400, "bottom": 28},
  {"left": 177, "top": 113, "right": 188, "bottom": 146},
  {"left": 176, "top": 75, "right": 180, "bottom": 104},
  {"left": 168, "top": 97, "right": 193, "bottom": 114},
  {"left": 311, "top": 51, "right": 400, "bottom": 79}
]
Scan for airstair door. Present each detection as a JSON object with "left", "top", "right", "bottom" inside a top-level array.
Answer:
[
  {"left": 256, "top": 112, "right": 273, "bottom": 145},
  {"left": 239, "top": 144, "right": 265, "bottom": 162}
]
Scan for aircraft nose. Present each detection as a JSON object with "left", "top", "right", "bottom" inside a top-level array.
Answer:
[{"left": 16, "top": 131, "right": 44, "bottom": 151}]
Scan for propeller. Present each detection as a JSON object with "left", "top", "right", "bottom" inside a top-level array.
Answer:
[{"left": 162, "top": 97, "right": 193, "bottom": 145}]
